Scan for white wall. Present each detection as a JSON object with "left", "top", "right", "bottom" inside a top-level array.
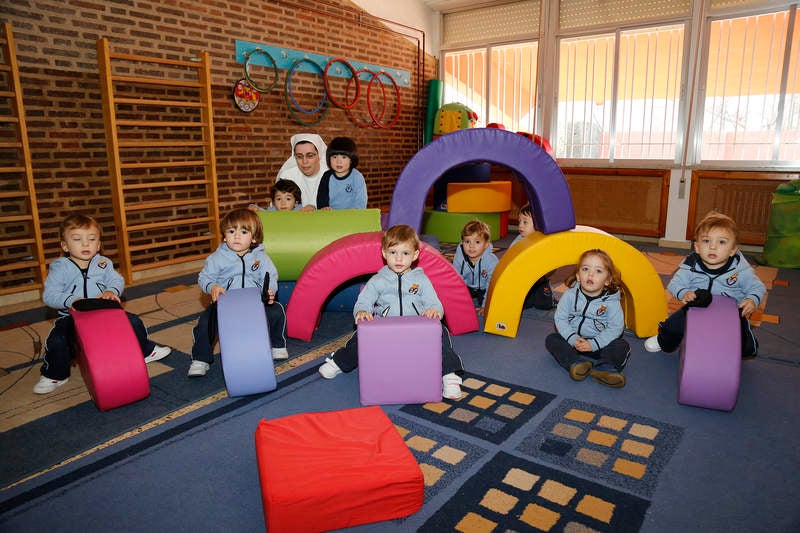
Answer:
[{"left": 349, "top": 0, "right": 440, "bottom": 55}]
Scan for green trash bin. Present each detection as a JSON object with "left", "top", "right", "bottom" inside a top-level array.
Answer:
[{"left": 763, "top": 179, "right": 800, "bottom": 268}]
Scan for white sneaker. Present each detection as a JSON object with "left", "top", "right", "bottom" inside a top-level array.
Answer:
[
  {"left": 187, "top": 360, "right": 210, "bottom": 377},
  {"left": 644, "top": 336, "right": 662, "bottom": 353},
  {"left": 318, "top": 356, "right": 342, "bottom": 379},
  {"left": 271, "top": 347, "right": 289, "bottom": 360},
  {"left": 33, "top": 376, "right": 69, "bottom": 394},
  {"left": 442, "top": 372, "right": 463, "bottom": 399},
  {"left": 144, "top": 345, "right": 172, "bottom": 364}
]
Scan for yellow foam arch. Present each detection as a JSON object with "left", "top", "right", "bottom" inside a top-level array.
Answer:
[
  {"left": 484, "top": 226, "right": 668, "bottom": 338},
  {"left": 446, "top": 181, "right": 512, "bottom": 213}
]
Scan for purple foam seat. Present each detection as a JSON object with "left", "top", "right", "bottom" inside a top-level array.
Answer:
[
  {"left": 357, "top": 316, "right": 442, "bottom": 405},
  {"left": 678, "top": 295, "right": 741, "bottom": 411},
  {"left": 217, "top": 287, "right": 276, "bottom": 397}
]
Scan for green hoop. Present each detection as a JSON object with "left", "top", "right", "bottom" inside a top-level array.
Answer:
[{"left": 243, "top": 48, "right": 279, "bottom": 93}]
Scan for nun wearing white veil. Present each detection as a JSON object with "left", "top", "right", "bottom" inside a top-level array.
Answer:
[{"left": 276, "top": 133, "right": 328, "bottom": 211}]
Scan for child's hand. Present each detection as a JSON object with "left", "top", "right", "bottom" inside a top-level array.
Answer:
[
  {"left": 421, "top": 308, "right": 442, "bottom": 320},
  {"left": 319, "top": 206, "right": 333, "bottom": 211},
  {"left": 739, "top": 298, "right": 757, "bottom": 318},
  {"left": 247, "top": 204, "right": 261, "bottom": 212},
  {"left": 573, "top": 337, "right": 592, "bottom": 352},
  {"left": 98, "top": 291, "right": 120, "bottom": 303},
  {"left": 299, "top": 205, "right": 315, "bottom": 212},
  {"left": 476, "top": 306, "right": 485, "bottom": 316},
  {"left": 355, "top": 310, "right": 373, "bottom": 323},
  {"left": 210, "top": 285, "right": 225, "bottom": 302},
  {"left": 680, "top": 291, "right": 697, "bottom": 304}
]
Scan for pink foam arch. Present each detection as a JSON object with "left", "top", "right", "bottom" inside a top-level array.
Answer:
[{"left": 286, "top": 231, "right": 479, "bottom": 341}]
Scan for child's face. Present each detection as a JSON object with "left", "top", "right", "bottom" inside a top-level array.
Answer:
[
  {"left": 61, "top": 226, "right": 101, "bottom": 267},
  {"left": 223, "top": 225, "right": 255, "bottom": 255},
  {"left": 329, "top": 154, "right": 351, "bottom": 177},
  {"left": 576, "top": 254, "right": 611, "bottom": 297},
  {"left": 694, "top": 227, "right": 738, "bottom": 269},
  {"left": 273, "top": 191, "right": 297, "bottom": 211},
  {"left": 517, "top": 213, "right": 535, "bottom": 238},
  {"left": 382, "top": 241, "right": 419, "bottom": 275},
  {"left": 461, "top": 232, "right": 490, "bottom": 261}
]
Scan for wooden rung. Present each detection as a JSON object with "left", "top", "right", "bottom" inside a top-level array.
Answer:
[
  {"left": 0, "top": 236, "right": 36, "bottom": 246},
  {"left": 0, "top": 214, "right": 33, "bottom": 223},
  {"left": 127, "top": 215, "right": 213, "bottom": 232},
  {"left": 129, "top": 252, "right": 209, "bottom": 273},
  {"left": 0, "top": 141, "right": 22, "bottom": 148},
  {"left": 128, "top": 234, "right": 215, "bottom": 252},
  {"left": 120, "top": 159, "right": 206, "bottom": 170},
  {"left": 0, "top": 259, "right": 39, "bottom": 273},
  {"left": 111, "top": 74, "right": 202, "bottom": 88},
  {"left": 0, "top": 90, "right": 15, "bottom": 98},
  {"left": 0, "top": 282, "right": 43, "bottom": 296},
  {"left": 0, "top": 190, "right": 30, "bottom": 199},
  {"left": 0, "top": 64, "right": 10, "bottom": 73},
  {"left": 117, "top": 140, "right": 207, "bottom": 148},
  {"left": 124, "top": 197, "right": 211, "bottom": 211},
  {"left": 0, "top": 166, "right": 26, "bottom": 173},
  {"left": 0, "top": 116, "right": 20, "bottom": 124},
  {"left": 115, "top": 119, "right": 206, "bottom": 128},
  {"left": 114, "top": 97, "right": 204, "bottom": 108},
  {"left": 123, "top": 179, "right": 210, "bottom": 190},
  {"left": 108, "top": 51, "right": 202, "bottom": 68}
]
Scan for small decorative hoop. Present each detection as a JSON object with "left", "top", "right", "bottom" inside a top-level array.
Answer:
[
  {"left": 242, "top": 48, "right": 279, "bottom": 93},
  {"left": 368, "top": 71, "right": 401, "bottom": 129},
  {"left": 285, "top": 58, "right": 327, "bottom": 115},
  {"left": 323, "top": 57, "right": 360, "bottom": 110}
]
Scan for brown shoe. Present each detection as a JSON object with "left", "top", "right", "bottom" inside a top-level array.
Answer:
[
  {"left": 590, "top": 370, "right": 626, "bottom": 388},
  {"left": 569, "top": 361, "right": 593, "bottom": 381}
]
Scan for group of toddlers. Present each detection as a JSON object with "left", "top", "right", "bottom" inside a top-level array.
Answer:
[{"left": 33, "top": 132, "right": 765, "bottom": 398}]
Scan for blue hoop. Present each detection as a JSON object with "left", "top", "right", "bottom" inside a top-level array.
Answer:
[{"left": 286, "top": 58, "right": 327, "bottom": 115}]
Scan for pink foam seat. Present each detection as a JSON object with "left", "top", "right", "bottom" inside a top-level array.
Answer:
[
  {"left": 70, "top": 304, "right": 150, "bottom": 411},
  {"left": 678, "top": 296, "right": 742, "bottom": 411},
  {"left": 358, "top": 316, "right": 443, "bottom": 405},
  {"left": 255, "top": 406, "right": 423, "bottom": 532}
]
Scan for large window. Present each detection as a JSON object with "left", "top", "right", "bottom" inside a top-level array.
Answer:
[
  {"left": 700, "top": 10, "right": 800, "bottom": 162},
  {"left": 556, "top": 24, "right": 685, "bottom": 161},
  {"left": 443, "top": 42, "right": 539, "bottom": 133}
]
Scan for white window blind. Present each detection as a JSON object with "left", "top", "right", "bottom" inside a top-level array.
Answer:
[
  {"left": 559, "top": 0, "right": 690, "bottom": 31},
  {"left": 442, "top": 1, "right": 539, "bottom": 47}
]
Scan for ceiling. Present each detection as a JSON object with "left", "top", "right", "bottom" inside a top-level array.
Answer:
[{"left": 423, "top": 0, "right": 521, "bottom": 14}]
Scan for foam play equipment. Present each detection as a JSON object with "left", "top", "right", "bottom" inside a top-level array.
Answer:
[
  {"left": 358, "top": 316, "right": 442, "bottom": 405},
  {"left": 432, "top": 162, "right": 491, "bottom": 210},
  {"left": 255, "top": 406, "right": 424, "bottom": 532},
  {"left": 678, "top": 296, "right": 741, "bottom": 411},
  {"left": 433, "top": 102, "right": 478, "bottom": 138},
  {"left": 70, "top": 303, "right": 150, "bottom": 411},
  {"left": 286, "top": 231, "right": 478, "bottom": 341},
  {"left": 258, "top": 208, "right": 381, "bottom": 279},
  {"left": 216, "top": 287, "right": 276, "bottom": 397},
  {"left": 421, "top": 209, "right": 502, "bottom": 243},
  {"left": 446, "top": 181, "right": 512, "bottom": 213},
  {"left": 278, "top": 279, "right": 364, "bottom": 312},
  {"left": 484, "top": 225, "right": 667, "bottom": 339},
  {"left": 387, "top": 128, "right": 575, "bottom": 235}
]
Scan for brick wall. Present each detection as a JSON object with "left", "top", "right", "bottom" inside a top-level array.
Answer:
[{"left": 0, "top": 0, "right": 436, "bottom": 293}]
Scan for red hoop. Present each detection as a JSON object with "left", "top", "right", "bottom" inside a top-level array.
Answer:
[
  {"left": 345, "top": 69, "right": 382, "bottom": 128},
  {"left": 323, "top": 58, "right": 360, "bottom": 110},
  {"left": 367, "top": 71, "right": 401, "bottom": 129}
]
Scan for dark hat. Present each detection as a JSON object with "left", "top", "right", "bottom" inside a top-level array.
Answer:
[{"left": 326, "top": 136, "right": 359, "bottom": 168}]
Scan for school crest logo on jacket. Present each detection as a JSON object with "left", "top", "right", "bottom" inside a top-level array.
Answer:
[
  {"left": 97, "top": 259, "right": 108, "bottom": 269},
  {"left": 251, "top": 260, "right": 260, "bottom": 271},
  {"left": 726, "top": 273, "right": 738, "bottom": 286},
  {"left": 597, "top": 305, "right": 607, "bottom": 316},
  {"left": 408, "top": 284, "right": 419, "bottom": 295}
]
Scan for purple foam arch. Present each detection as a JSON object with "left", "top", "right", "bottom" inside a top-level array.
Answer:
[{"left": 387, "top": 128, "right": 575, "bottom": 234}]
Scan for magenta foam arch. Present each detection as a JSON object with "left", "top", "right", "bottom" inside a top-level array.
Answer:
[
  {"left": 387, "top": 128, "right": 576, "bottom": 234},
  {"left": 286, "top": 231, "right": 479, "bottom": 341}
]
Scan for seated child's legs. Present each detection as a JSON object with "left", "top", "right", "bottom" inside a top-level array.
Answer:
[
  {"left": 126, "top": 312, "right": 156, "bottom": 357},
  {"left": 264, "top": 301, "right": 287, "bottom": 349},
  {"left": 330, "top": 331, "right": 359, "bottom": 373},
  {"left": 544, "top": 333, "right": 582, "bottom": 371},
  {"left": 592, "top": 337, "right": 631, "bottom": 372},
  {"left": 740, "top": 315, "right": 758, "bottom": 358},
  {"left": 441, "top": 326, "right": 465, "bottom": 376},
  {"left": 41, "top": 315, "right": 74, "bottom": 380},
  {"left": 657, "top": 307, "right": 687, "bottom": 353},
  {"left": 191, "top": 304, "right": 217, "bottom": 364}
]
